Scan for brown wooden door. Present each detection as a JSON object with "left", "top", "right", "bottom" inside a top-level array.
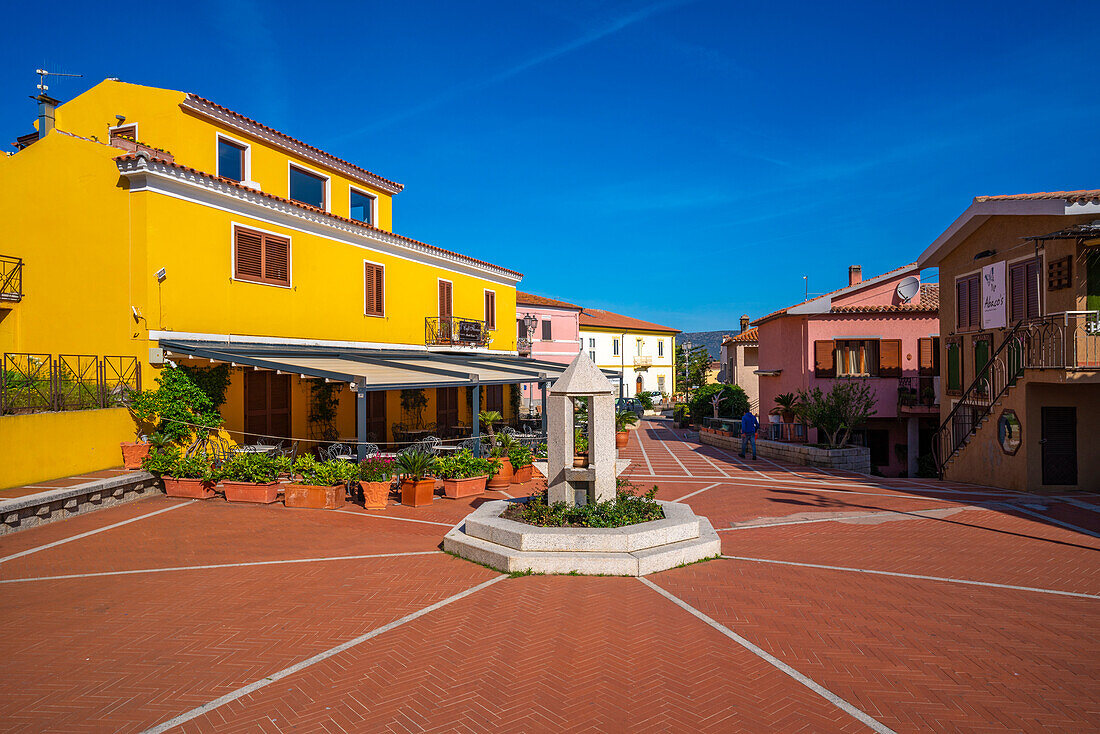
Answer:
[
  {"left": 1041, "top": 407, "right": 1076, "bottom": 485},
  {"left": 485, "top": 385, "right": 503, "bottom": 413},
  {"left": 361, "top": 391, "right": 386, "bottom": 442},
  {"left": 244, "top": 372, "right": 291, "bottom": 440},
  {"left": 436, "top": 387, "right": 459, "bottom": 433}
]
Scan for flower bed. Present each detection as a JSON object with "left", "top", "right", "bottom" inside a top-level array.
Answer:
[{"left": 502, "top": 485, "right": 664, "bottom": 528}]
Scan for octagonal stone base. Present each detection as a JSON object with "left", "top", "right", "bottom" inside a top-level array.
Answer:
[{"left": 443, "top": 500, "right": 720, "bottom": 576}]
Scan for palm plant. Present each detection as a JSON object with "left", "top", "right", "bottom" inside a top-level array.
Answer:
[
  {"left": 395, "top": 449, "right": 436, "bottom": 481},
  {"left": 615, "top": 410, "right": 639, "bottom": 432},
  {"left": 478, "top": 410, "right": 502, "bottom": 443},
  {"left": 772, "top": 392, "right": 800, "bottom": 421}
]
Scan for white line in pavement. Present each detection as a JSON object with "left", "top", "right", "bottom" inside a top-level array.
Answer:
[
  {"left": 628, "top": 475, "right": 986, "bottom": 502},
  {"left": 673, "top": 483, "right": 722, "bottom": 503},
  {"left": 656, "top": 429, "right": 695, "bottom": 477},
  {"left": 721, "top": 555, "right": 1100, "bottom": 600},
  {"left": 636, "top": 426, "right": 656, "bottom": 474},
  {"left": 0, "top": 551, "right": 442, "bottom": 584},
  {"left": 141, "top": 574, "right": 508, "bottom": 734},
  {"left": 332, "top": 510, "right": 455, "bottom": 528},
  {"left": 699, "top": 441, "right": 779, "bottom": 480},
  {"left": 715, "top": 506, "right": 966, "bottom": 531},
  {"left": 0, "top": 500, "right": 195, "bottom": 565},
  {"left": 639, "top": 577, "right": 898, "bottom": 734},
  {"left": 626, "top": 471, "right": 1019, "bottom": 498},
  {"left": 993, "top": 503, "right": 1100, "bottom": 539}
]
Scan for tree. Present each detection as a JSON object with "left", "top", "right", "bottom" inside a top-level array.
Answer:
[
  {"left": 688, "top": 383, "right": 749, "bottom": 425},
  {"left": 674, "top": 343, "right": 710, "bottom": 401},
  {"left": 796, "top": 380, "right": 877, "bottom": 449}
]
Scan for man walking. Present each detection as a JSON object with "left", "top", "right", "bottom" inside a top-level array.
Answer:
[{"left": 739, "top": 410, "right": 759, "bottom": 460}]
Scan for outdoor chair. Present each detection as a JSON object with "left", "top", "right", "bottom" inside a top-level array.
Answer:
[{"left": 361, "top": 443, "right": 380, "bottom": 460}]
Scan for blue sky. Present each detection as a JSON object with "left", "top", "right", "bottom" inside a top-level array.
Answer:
[{"left": 2, "top": 1, "right": 1096, "bottom": 331}]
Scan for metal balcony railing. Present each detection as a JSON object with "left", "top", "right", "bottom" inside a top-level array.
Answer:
[
  {"left": 898, "top": 376, "right": 938, "bottom": 410},
  {"left": 425, "top": 317, "right": 490, "bottom": 348},
  {"left": 0, "top": 255, "right": 23, "bottom": 302}
]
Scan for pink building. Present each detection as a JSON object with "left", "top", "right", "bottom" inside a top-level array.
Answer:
[
  {"left": 754, "top": 264, "right": 940, "bottom": 477},
  {"left": 515, "top": 292, "right": 582, "bottom": 410}
]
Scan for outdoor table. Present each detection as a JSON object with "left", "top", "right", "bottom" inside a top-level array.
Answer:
[
  {"left": 233, "top": 445, "right": 277, "bottom": 455},
  {"left": 435, "top": 444, "right": 461, "bottom": 453}
]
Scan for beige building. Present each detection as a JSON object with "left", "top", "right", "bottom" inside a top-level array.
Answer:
[
  {"left": 579, "top": 308, "right": 679, "bottom": 400},
  {"left": 720, "top": 315, "right": 759, "bottom": 412},
  {"left": 917, "top": 189, "right": 1100, "bottom": 491}
]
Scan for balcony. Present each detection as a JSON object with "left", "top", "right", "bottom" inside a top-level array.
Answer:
[
  {"left": 633, "top": 355, "right": 652, "bottom": 370},
  {"left": 898, "top": 376, "right": 939, "bottom": 415},
  {"left": 0, "top": 255, "right": 23, "bottom": 303},
  {"left": 425, "top": 317, "right": 490, "bottom": 348}
]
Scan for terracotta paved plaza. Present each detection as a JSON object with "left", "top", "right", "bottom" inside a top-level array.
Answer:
[{"left": 2, "top": 419, "right": 1098, "bottom": 733}]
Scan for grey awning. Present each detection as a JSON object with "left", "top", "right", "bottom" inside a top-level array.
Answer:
[{"left": 159, "top": 339, "right": 620, "bottom": 391}]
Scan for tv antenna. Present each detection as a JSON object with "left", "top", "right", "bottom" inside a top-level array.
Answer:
[{"left": 35, "top": 68, "right": 83, "bottom": 94}]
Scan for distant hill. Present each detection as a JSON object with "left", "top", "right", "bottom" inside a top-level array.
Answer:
[{"left": 678, "top": 330, "right": 737, "bottom": 361}]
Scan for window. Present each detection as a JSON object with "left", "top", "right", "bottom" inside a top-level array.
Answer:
[
  {"left": 945, "top": 338, "right": 962, "bottom": 394},
  {"left": 1088, "top": 251, "right": 1100, "bottom": 311},
  {"left": 589, "top": 350, "right": 596, "bottom": 362},
  {"left": 612, "top": 338, "right": 619, "bottom": 356},
  {"left": 484, "top": 290, "right": 496, "bottom": 330},
  {"left": 657, "top": 376, "right": 665, "bottom": 393},
  {"left": 878, "top": 339, "right": 902, "bottom": 378},
  {"left": 217, "top": 137, "right": 247, "bottom": 182},
  {"left": 234, "top": 226, "right": 290, "bottom": 287},
  {"left": 350, "top": 188, "right": 375, "bottom": 225},
  {"left": 110, "top": 124, "right": 137, "bottom": 141},
  {"left": 364, "top": 262, "right": 384, "bottom": 316},
  {"left": 542, "top": 320, "right": 552, "bottom": 340},
  {"left": 835, "top": 339, "right": 879, "bottom": 377},
  {"left": 814, "top": 340, "right": 836, "bottom": 378},
  {"left": 1009, "top": 257, "right": 1042, "bottom": 322},
  {"left": 956, "top": 273, "right": 980, "bottom": 331},
  {"left": 485, "top": 385, "right": 503, "bottom": 412},
  {"left": 289, "top": 165, "right": 326, "bottom": 209},
  {"left": 636, "top": 338, "right": 643, "bottom": 356},
  {"left": 658, "top": 340, "right": 664, "bottom": 357},
  {"left": 918, "top": 337, "right": 940, "bottom": 376},
  {"left": 588, "top": 338, "right": 596, "bottom": 348}
]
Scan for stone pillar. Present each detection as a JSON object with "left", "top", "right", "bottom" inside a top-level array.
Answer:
[
  {"left": 546, "top": 393, "right": 573, "bottom": 504},
  {"left": 907, "top": 417, "right": 918, "bottom": 477},
  {"left": 589, "top": 393, "right": 616, "bottom": 502}
]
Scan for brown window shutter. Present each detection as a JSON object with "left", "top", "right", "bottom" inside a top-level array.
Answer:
[
  {"left": 235, "top": 228, "right": 263, "bottom": 281},
  {"left": 918, "top": 338, "right": 933, "bottom": 375},
  {"left": 1025, "top": 258, "right": 1040, "bottom": 318},
  {"left": 814, "top": 340, "right": 835, "bottom": 378},
  {"left": 956, "top": 277, "right": 969, "bottom": 330},
  {"left": 365, "top": 263, "right": 384, "bottom": 316},
  {"left": 263, "top": 235, "right": 290, "bottom": 285},
  {"left": 484, "top": 291, "right": 495, "bottom": 329},
  {"left": 879, "top": 339, "right": 902, "bottom": 378},
  {"left": 1009, "top": 263, "right": 1026, "bottom": 322},
  {"left": 967, "top": 274, "right": 980, "bottom": 328},
  {"left": 439, "top": 281, "right": 452, "bottom": 319}
]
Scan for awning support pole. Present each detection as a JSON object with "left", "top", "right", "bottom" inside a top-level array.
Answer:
[
  {"left": 471, "top": 381, "right": 481, "bottom": 457},
  {"left": 356, "top": 388, "right": 368, "bottom": 462},
  {"left": 539, "top": 374, "right": 549, "bottom": 435}
]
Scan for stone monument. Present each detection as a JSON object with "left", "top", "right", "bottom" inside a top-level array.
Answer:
[{"left": 546, "top": 351, "right": 615, "bottom": 506}]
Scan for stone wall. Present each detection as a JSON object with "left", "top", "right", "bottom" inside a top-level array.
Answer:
[
  {"left": 698, "top": 429, "right": 870, "bottom": 474},
  {"left": 1, "top": 472, "right": 159, "bottom": 535}
]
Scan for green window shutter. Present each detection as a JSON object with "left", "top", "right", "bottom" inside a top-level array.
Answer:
[
  {"left": 1087, "top": 251, "right": 1100, "bottom": 312},
  {"left": 946, "top": 342, "right": 961, "bottom": 391}
]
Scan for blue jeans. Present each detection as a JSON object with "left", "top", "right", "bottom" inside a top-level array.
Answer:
[{"left": 740, "top": 432, "right": 757, "bottom": 459}]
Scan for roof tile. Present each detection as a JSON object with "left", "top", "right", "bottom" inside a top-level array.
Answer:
[
  {"left": 516, "top": 292, "right": 582, "bottom": 310},
  {"left": 579, "top": 308, "right": 680, "bottom": 334},
  {"left": 974, "top": 189, "right": 1100, "bottom": 204}
]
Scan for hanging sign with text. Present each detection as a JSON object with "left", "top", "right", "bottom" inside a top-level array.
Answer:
[{"left": 981, "top": 261, "right": 1007, "bottom": 329}]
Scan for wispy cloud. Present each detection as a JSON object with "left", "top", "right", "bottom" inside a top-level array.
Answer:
[{"left": 329, "top": 0, "right": 695, "bottom": 141}]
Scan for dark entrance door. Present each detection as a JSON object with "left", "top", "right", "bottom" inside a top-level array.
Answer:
[
  {"left": 244, "top": 371, "right": 291, "bottom": 441},
  {"left": 363, "top": 391, "right": 386, "bottom": 442},
  {"left": 1041, "top": 406, "right": 1077, "bottom": 485},
  {"left": 436, "top": 387, "right": 459, "bottom": 435}
]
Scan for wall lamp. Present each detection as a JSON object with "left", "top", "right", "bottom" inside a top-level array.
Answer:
[{"left": 973, "top": 249, "right": 997, "bottom": 260}]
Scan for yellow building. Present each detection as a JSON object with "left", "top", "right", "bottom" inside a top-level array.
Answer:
[
  {"left": 0, "top": 80, "right": 570, "bottom": 488},
  {"left": 578, "top": 308, "right": 679, "bottom": 401}
]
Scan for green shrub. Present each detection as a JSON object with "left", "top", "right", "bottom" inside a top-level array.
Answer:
[
  {"left": 221, "top": 452, "right": 283, "bottom": 483},
  {"left": 505, "top": 485, "right": 663, "bottom": 528},
  {"left": 688, "top": 383, "right": 750, "bottom": 425},
  {"left": 292, "top": 455, "right": 354, "bottom": 486},
  {"left": 143, "top": 448, "right": 217, "bottom": 481},
  {"left": 142, "top": 447, "right": 181, "bottom": 476},
  {"left": 395, "top": 450, "right": 436, "bottom": 480},
  {"left": 435, "top": 449, "right": 498, "bottom": 479},
  {"left": 359, "top": 455, "right": 397, "bottom": 483},
  {"left": 130, "top": 367, "right": 223, "bottom": 444},
  {"left": 508, "top": 443, "right": 533, "bottom": 469},
  {"left": 574, "top": 428, "right": 588, "bottom": 454},
  {"left": 636, "top": 392, "right": 654, "bottom": 411}
]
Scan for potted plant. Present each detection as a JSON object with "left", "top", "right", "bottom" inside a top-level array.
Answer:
[
  {"left": 284, "top": 455, "right": 352, "bottom": 510},
  {"left": 435, "top": 449, "right": 496, "bottom": 498},
  {"left": 487, "top": 433, "right": 514, "bottom": 489},
  {"left": 574, "top": 428, "right": 589, "bottom": 468},
  {"left": 920, "top": 385, "right": 937, "bottom": 406},
  {"left": 773, "top": 393, "right": 799, "bottom": 423},
  {"left": 508, "top": 443, "right": 534, "bottom": 484},
  {"left": 615, "top": 410, "right": 639, "bottom": 448},
  {"left": 121, "top": 431, "right": 151, "bottom": 470},
  {"left": 220, "top": 452, "right": 284, "bottom": 503},
  {"left": 127, "top": 367, "right": 224, "bottom": 468},
  {"left": 478, "top": 409, "right": 502, "bottom": 444},
  {"left": 358, "top": 455, "right": 396, "bottom": 509},
  {"left": 396, "top": 449, "right": 436, "bottom": 507},
  {"left": 163, "top": 453, "right": 219, "bottom": 499}
]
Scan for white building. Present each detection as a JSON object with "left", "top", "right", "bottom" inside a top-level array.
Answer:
[{"left": 579, "top": 308, "right": 679, "bottom": 400}]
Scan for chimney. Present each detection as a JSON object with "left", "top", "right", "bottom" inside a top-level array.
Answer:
[
  {"left": 34, "top": 93, "right": 60, "bottom": 139},
  {"left": 739, "top": 314, "right": 750, "bottom": 333},
  {"left": 848, "top": 265, "right": 862, "bottom": 287}
]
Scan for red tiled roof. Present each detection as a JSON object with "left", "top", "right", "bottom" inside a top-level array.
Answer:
[
  {"left": 183, "top": 94, "right": 404, "bottom": 194},
  {"left": 579, "top": 308, "right": 680, "bottom": 334},
  {"left": 113, "top": 153, "right": 521, "bottom": 278},
  {"left": 723, "top": 327, "right": 758, "bottom": 344},
  {"left": 919, "top": 283, "right": 939, "bottom": 309},
  {"left": 753, "top": 262, "right": 918, "bottom": 326},
  {"left": 829, "top": 283, "right": 939, "bottom": 315},
  {"left": 974, "top": 189, "right": 1100, "bottom": 204},
  {"left": 516, "top": 292, "right": 582, "bottom": 310}
]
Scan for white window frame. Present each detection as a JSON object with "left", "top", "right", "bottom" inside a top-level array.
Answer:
[
  {"left": 589, "top": 350, "right": 597, "bottom": 362},
  {"left": 228, "top": 220, "right": 293, "bottom": 289},
  {"left": 613, "top": 338, "right": 620, "bottom": 356},
  {"left": 363, "top": 258, "right": 385, "bottom": 318},
  {"left": 349, "top": 186, "right": 378, "bottom": 226},
  {"left": 588, "top": 337, "right": 596, "bottom": 348},
  {"left": 108, "top": 121, "right": 139, "bottom": 140},
  {"left": 657, "top": 339, "right": 664, "bottom": 357},
  {"left": 288, "top": 161, "right": 331, "bottom": 212},
  {"left": 636, "top": 338, "right": 643, "bottom": 356},
  {"left": 483, "top": 288, "right": 497, "bottom": 330},
  {"left": 216, "top": 132, "right": 252, "bottom": 184}
]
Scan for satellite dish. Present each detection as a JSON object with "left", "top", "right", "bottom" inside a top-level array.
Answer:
[{"left": 896, "top": 276, "right": 920, "bottom": 303}]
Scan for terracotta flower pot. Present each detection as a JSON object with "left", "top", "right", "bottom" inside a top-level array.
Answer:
[
  {"left": 573, "top": 453, "right": 589, "bottom": 468},
  {"left": 285, "top": 483, "right": 346, "bottom": 510},
  {"left": 121, "top": 441, "right": 150, "bottom": 470},
  {"left": 163, "top": 477, "right": 216, "bottom": 499},
  {"left": 400, "top": 477, "right": 435, "bottom": 507},
  {"left": 488, "top": 457, "right": 513, "bottom": 489},
  {"left": 222, "top": 481, "right": 280, "bottom": 504},
  {"left": 615, "top": 431, "right": 629, "bottom": 448},
  {"left": 510, "top": 464, "right": 532, "bottom": 485},
  {"left": 443, "top": 475, "right": 487, "bottom": 499},
  {"left": 361, "top": 480, "right": 392, "bottom": 509}
]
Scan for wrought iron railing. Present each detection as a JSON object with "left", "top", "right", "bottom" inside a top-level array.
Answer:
[
  {"left": 0, "top": 255, "right": 23, "bottom": 302},
  {"left": 933, "top": 311, "right": 1100, "bottom": 475},
  {"left": 1, "top": 353, "right": 140, "bottom": 415},
  {"left": 425, "top": 317, "right": 490, "bottom": 348},
  {"left": 898, "top": 376, "right": 937, "bottom": 409}
]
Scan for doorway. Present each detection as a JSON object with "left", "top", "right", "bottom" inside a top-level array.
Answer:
[
  {"left": 1041, "top": 406, "right": 1077, "bottom": 485},
  {"left": 244, "top": 371, "right": 291, "bottom": 441},
  {"left": 635, "top": 374, "right": 643, "bottom": 396}
]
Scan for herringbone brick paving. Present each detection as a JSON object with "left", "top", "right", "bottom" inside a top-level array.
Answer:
[{"left": 0, "top": 418, "right": 1096, "bottom": 732}]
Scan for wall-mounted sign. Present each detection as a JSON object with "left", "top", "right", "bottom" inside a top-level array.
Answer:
[
  {"left": 981, "top": 261, "right": 1007, "bottom": 329},
  {"left": 458, "top": 320, "right": 483, "bottom": 343}
]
